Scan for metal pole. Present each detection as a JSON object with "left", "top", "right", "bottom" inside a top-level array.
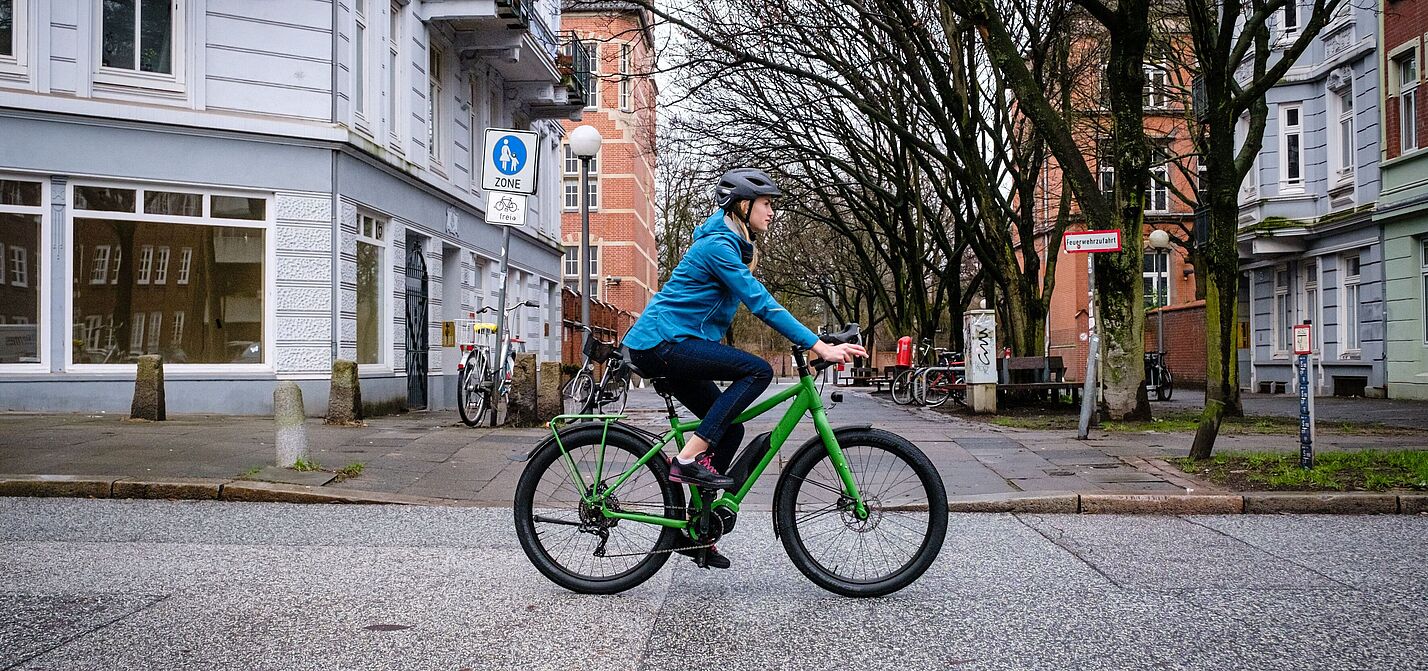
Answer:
[
  {"left": 580, "top": 157, "right": 592, "bottom": 336},
  {"left": 490, "top": 225, "right": 511, "bottom": 428},
  {"left": 1077, "top": 253, "right": 1099, "bottom": 440},
  {"left": 1157, "top": 259, "right": 1166, "bottom": 355}
]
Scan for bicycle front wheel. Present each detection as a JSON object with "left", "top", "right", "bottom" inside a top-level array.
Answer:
[
  {"left": 598, "top": 376, "right": 630, "bottom": 415},
  {"left": 891, "top": 369, "right": 915, "bottom": 405},
  {"left": 457, "top": 353, "right": 490, "bottom": 427},
  {"left": 514, "top": 429, "right": 683, "bottom": 594},
  {"left": 919, "top": 370, "right": 952, "bottom": 408},
  {"left": 1157, "top": 369, "right": 1174, "bottom": 401},
  {"left": 775, "top": 428, "right": 947, "bottom": 597}
]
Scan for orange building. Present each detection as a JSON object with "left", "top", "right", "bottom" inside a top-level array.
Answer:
[
  {"left": 559, "top": 1, "right": 658, "bottom": 358},
  {"left": 1032, "top": 39, "right": 1203, "bottom": 382}
]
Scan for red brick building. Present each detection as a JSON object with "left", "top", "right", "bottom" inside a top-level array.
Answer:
[{"left": 559, "top": 1, "right": 658, "bottom": 359}]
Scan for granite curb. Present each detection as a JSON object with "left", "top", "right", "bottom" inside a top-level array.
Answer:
[{"left": 1, "top": 474, "right": 1424, "bottom": 514}]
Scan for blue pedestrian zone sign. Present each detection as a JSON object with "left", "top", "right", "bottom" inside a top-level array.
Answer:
[{"left": 481, "top": 128, "right": 540, "bottom": 195}]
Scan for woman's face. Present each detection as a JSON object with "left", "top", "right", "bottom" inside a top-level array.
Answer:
[{"left": 747, "top": 196, "right": 775, "bottom": 233}]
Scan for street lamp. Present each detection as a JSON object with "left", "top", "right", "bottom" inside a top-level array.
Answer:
[
  {"left": 1148, "top": 228, "right": 1171, "bottom": 356},
  {"left": 569, "top": 125, "right": 602, "bottom": 342}
]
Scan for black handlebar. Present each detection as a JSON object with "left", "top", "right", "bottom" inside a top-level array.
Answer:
[{"left": 818, "top": 323, "right": 861, "bottom": 346}]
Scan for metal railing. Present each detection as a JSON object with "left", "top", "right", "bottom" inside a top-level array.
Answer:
[{"left": 558, "top": 33, "right": 592, "bottom": 107}]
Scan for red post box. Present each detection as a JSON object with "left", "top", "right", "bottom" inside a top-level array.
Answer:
[{"left": 897, "top": 336, "right": 913, "bottom": 367}]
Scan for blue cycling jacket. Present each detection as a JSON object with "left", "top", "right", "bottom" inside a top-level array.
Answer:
[{"left": 622, "top": 210, "right": 819, "bottom": 350}]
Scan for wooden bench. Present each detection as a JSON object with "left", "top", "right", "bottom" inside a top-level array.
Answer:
[
  {"left": 997, "top": 356, "right": 1081, "bottom": 405},
  {"left": 837, "top": 366, "right": 880, "bottom": 387}
]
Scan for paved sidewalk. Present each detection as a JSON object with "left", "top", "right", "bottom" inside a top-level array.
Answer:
[{"left": 1, "top": 385, "right": 1423, "bottom": 506}]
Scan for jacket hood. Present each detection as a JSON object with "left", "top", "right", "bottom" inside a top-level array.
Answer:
[{"left": 692, "top": 209, "right": 754, "bottom": 261}]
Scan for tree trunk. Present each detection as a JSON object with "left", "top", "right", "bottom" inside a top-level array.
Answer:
[{"left": 1191, "top": 185, "right": 1245, "bottom": 457}]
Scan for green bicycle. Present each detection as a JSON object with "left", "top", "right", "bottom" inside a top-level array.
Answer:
[{"left": 513, "top": 325, "right": 948, "bottom": 597}]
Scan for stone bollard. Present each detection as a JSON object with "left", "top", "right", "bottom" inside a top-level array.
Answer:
[
  {"left": 326, "top": 359, "right": 362, "bottom": 424},
  {"left": 537, "top": 361, "right": 563, "bottom": 421},
  {"left": 130, "top": 355, "right": 166, "bottom": 421},
  {"left": 508, "top": 352, "right": 539, "bottom": 426},
  {"left": 273, "top": 381, "right": 308, "bottom": 468}
]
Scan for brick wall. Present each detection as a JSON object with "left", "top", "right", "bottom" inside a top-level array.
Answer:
[
  {"left": 1144, "top": 300, "right": 1206, "bottom": 385},
  {"left": 561, "top": 287, "right": 635, "bottom": 364},
  {"left": 1384, "top": 0, "right": 1428, "bottom": 160}
]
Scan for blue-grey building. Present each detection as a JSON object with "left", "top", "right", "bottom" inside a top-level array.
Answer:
[
  {"left": 1236, "top": 1, "right": 1386, "bottom": 397},
  {"left": 0, "top": 0, "right": 589, "bottom": 414}
]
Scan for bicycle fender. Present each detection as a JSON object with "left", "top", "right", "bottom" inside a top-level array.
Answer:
[
  {"left": 771, "top": 424, "right": 873, "bottom": 538},
  {"left": 523, "top": 421, "right": 659, "bottom": 461}
]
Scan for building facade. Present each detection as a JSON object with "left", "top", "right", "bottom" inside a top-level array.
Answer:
[
  {"left": 557, "top": 0, "right": 657, "bottom": 351},
  {"left": 0, "top": 0, "right": 588, "bottom": 414},
  {"left": 1236, "top": 0, "right": 1383, "bottom": 396},
  {"left": 1374, "top": 0, "right": 1428, "bottom": 400}
]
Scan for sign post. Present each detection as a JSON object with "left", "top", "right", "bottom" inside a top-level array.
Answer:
[
  {"left": 479, "top": 128, "right": 541, "bottom": 426},
  {"left": 1294, "top": 323, "right": 1315, "bottom": 469},
  {"left": 1063, "top": 230, "right": 1122, "bottom": 440}
]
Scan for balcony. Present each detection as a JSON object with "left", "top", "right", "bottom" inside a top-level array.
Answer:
[{"left": 433, "top": 0, "right": 561, "bottom": 83}]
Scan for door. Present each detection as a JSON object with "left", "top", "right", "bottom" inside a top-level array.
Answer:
[{"left": 405, "top": 238, "right": 429, "bottom": 409}]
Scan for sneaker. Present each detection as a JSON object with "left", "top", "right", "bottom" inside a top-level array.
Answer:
[
  {"left": 675, "top": 542, "right": 731, "bottom": 570},
  {"left": 668, "top": 452, "right": 735, "bottom": 489}
]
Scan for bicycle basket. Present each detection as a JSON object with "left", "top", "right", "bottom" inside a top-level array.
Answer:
[{"left": 583, "top": 336, "right": 616, "bottom": 361}]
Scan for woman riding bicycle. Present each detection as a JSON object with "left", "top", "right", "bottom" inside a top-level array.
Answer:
[{"left": 622, "top": 168, "right": 866, "bottom": 567}]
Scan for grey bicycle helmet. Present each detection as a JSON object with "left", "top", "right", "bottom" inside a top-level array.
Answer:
[{"left": 714, "top": 168, "right": 783, "bottom": 209}]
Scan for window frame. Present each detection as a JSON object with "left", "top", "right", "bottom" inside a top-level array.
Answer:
[
  {"left": 0, "top": 0, "right": 30, "bottom": 79},
  {"left": 92, "top": 0, "right": 188, "bottom": 94},
  {"left": 426, "top": 39, "right": 445, "bottom": 170},
  {"left": 1273, "top": 265, "right": 1292, "bottom": 356},
  {"left": 1331, "top": 83, "right": 1355, "bottom": 180},
  {"left": 1142, "top": 249, "right": 1170, "bottom": 308},
  {"left": 354, "top": 210, "right": 392, "bottom": 371},
  {"left": 1281, "top": 0, "right": 1300, "bottom": 38},
  {"left": 0, "top": 174, "right": 48, "bottom": 371},
  {"left": 386, "top": 1, "right": 405, "bottom": 154},
  {"left": 618, "top": 42, "right": 632, "bottom": 112},
  {"left": 353, "top": 0, "right": 372, "bottom": 131},
  {"left": 1340, "top": 253, "right": 1362, "bottom": 356},
  {"left": 1401, "top": 51, "right": 1420, "bottom": 154},
  {"left": 1145, "top": 145, "right": 1170, "bottom": 213},
  {"left": 64, "top": 180, "right": 274, "bottom": 374},
  {"left": 1279, "top": 103, "right": 1304, "bottom": 191},
  {"left": 583, "top": 40, "right": 599, "bottom": 110},
  {"left": 1143, "top": 64, "right": 1169, "bottom": 109},
  {"left": 1421, "top": 238, "right": 1428, "bottom": 345}
]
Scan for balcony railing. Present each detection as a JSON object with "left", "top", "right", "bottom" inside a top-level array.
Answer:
[
  {"left": 502, "top": 0, "right": 559, "bottom": 59},
  {"left": 558, "top": 33, "right": 592, "bottom": 107}
]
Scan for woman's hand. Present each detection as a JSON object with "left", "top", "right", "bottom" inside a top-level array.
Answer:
[{"left": 811, "top": 341, "right": 868, "bottom": 363}]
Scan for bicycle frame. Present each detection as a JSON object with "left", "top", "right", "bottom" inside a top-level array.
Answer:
[{"left": 546, "top": 359, "right": 868, "bottom": 534}]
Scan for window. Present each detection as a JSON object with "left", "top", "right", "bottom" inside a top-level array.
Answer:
[
  {"left": 587, "top": 245, "right": 599, "bottom": 278},
  {"left": 154, "top": 246, "right": 169, "bottom": 284},
  {"left": 564, "top": 144, "right": 580, "bottom": 175},
  {"left": 356, "top": 213, "right": 385, "bottom": 365},
  {"left": 1, "top": 0, "right": 15, "bottom": 58},
  {"left": 1146, "top": 145, "right": 1169, "bottom": 212},
  {"left": 171, "top": 310, "right": 184, "bottom": 343},
  {"left": 1143, "top": 251, "right": 1169, "bottom": 308},
  {"left": 1097, "top": 140, "right": 1115, "bottom": 197},
  {"left": 1332, "top": 86, "right": 1355, "bottom": 178},
  {"left": 177, "top": 246, "right": 191, "bottom": 284},
  {"left": 1301, "top": 260, "right": 1319, "bottom": 351},
  {"left": 1280, "top": 104, "right": 1303, "bottom": 189},
  {"left": 1421, "top": 238, "right": 1428, "bottom": 343},
  {"left": 618, "top": 43, "right": 633, "bottom": 111},
  {"left": 91, "top": 245, "right": 111, "bottom": 284},
  {"left": 583, "top": 41, "right": 599, "bottom": 110},
  {"left": 83, "top": 315, "right": 103, "bottom": 351},
  {"left": 564, "top": 179, "right": 579, "bottom": 210},
  {"left": 427, "top": 43, "right": 443, "bottom": 165},
  {"left": 1342, "top": 254, "right": 1361, "bottom": 352},
  {"left": 100, "top": 0, "right": 176, "bottom": 75},
  {"left": 1143, "top": 65, "right": 1168, "bottom": 109},
  {"left": 71, "top": 185, "right": 267, "bottom": 365},
  {"left": 563, "top": 145, "right": 600, "bottom": 211},
  {"left": 1274, "top": 266, "right": 1292, "bottom": 353},
  {"left": 354, "top": 0, "right": 369, "bottom": 120},
  {"left": 1399, "top": 51, "right": 1419, "bottom": 153},
  {"left": 1, "top": 0, "right": 29, "bottom": 72},
  {"left": 387, "top": 2, "right": 403, "bottom": 147},
  {"left": 563, "top": 247, "right": 579, "bottom": 277},
  {"left": 8, "top": 244, "right": 26, "bottom": 287},
  {"left": 1282, "top": 0, "right": 1299, "bottom": 36},
  {"left": 0, "top": 178, "right": 42, "bottom": 364},
  {"left": 137, "top": 245, "right": 153, "bottom": 284}
]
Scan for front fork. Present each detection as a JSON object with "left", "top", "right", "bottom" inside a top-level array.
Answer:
[{"left": 811, "top": 404, "right": 869, "bottom": 520}]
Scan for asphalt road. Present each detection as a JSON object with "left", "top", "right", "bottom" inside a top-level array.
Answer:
[{"left": 2, "top": 498, "right": 1424, "bottom": 670}]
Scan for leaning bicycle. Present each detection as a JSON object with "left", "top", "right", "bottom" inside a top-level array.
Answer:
[
  {"left": 457, "top": 300, "right": 539, "bottom": 427},
  {"left": 563, "top": 328, "right": 631, "bottom": 416},
  {"left": 513, "top": 324, "right": 948, "bottom": 597}
]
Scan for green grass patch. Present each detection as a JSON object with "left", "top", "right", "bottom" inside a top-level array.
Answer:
[
  {"left": 1172, "top": 450, "right": 1428, "bottom": 491},
  {"left": 290, "top": 457, "right": 323, "bottom": 472},
  {"left": 335, "top": 462, "right": 365, "bottom": 481}
]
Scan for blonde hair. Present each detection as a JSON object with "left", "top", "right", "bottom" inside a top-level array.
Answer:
[{"left": 730, "top": 201, "right": 761, "bottom": 272}]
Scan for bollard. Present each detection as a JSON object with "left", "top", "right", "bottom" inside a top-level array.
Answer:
[
  {"left": 537, "top": 361, "right": 563, "bottom": 422},
  {"left": 130, "top": 355, "right": 166, "bottom": 421},
  {"left": 326, "top": 359, "right": 362, "bottom": 424},
  {"left": 273, "top": 381, "right": 308, "bottom": 468},
  {"left": 508, "top": 352, "right": 539, "bottom": 426}
]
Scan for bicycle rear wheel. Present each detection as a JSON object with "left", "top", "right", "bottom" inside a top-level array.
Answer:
[
  {"left": 1156, "top": 369, "right": 1174, "bottom": 401},
  {"left": 598, "top": 376, "right": 630, "bottom": 414},
  {"left": 564, "top": 371, "right": 594, "bottom": 414},
  {"left": 514, "top": 429, "right": 683, "bottom": 594},
  {"left": 891, "top": 369, "right": 916, "bottom": 405},
  {"left": 919, "top": 370, "right": 952, "bottom": 407},
  {"left": 775, "top": 428, "right": 947, "bottom": 597},
  {"left": 457, "top": 352, "right": 490, "bottom": 427}
]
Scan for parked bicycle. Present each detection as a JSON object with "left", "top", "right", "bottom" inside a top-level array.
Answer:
[
  {"left": 1143, "top": 350, "right": 1173, "bottom": 402},
  {"left": 457, "top": 300, "right": 539, "bottom": 427},
  {"left": 563, "top": 327, "right": 632, "bottom": 416},
  {"left": 892, "top": 339, "right": 963, "bottom": 407},
  {"left": 513, "top": 324, "right": 948, "bottom": 597}
]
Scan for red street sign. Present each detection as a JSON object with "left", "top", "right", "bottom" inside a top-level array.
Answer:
[
  {"left": 1293, "top": 324, "right": 1312, "bottom": 355},
  {"left": 1064, "top": 230, "right": 1123, "bottom": 253}
]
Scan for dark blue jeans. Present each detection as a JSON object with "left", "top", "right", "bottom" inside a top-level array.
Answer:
[{"left": 629, "top": 339, "right": 773, "bottom": 471}]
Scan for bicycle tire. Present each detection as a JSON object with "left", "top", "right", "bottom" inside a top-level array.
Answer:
[
  {"left": 598, "top": 376, "right": 630, "bottom": 415},
  {"left": 1156, "top": 369, "right": 1173, "bottom": 401},
  {"left": 564, "top": 371, "right": 594, "bottom": 414},
  {"left": 891, "top": 369, "right": 916, "bottom": 405},
  {"left": 457, "top": 351, "right": 490, "bottom": 427},
  {"left": 774, "top": 428, "right": 948, "bottom": 597},
  {"left": 514, "top": 429, "right": 683, "bottom": 594},
  {"left": 920, "top": 370, "right": 952, "bottom": 408}
]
